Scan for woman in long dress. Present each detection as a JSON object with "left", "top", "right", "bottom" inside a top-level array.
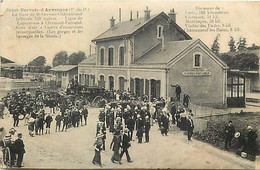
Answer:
[
  {"left": 110, "top": 130, "right": 122, "bottom": 164},
  {"left": 92, "top": 134, "right": 103, "bottom": 167}
]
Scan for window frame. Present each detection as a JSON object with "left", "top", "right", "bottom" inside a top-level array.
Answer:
[
  {"left": 193, "top": 52, "right": 203, "bottom": 68},
  {"left": 157, "top": 25, "right": 163, "bottom": 39},
  {"left": 108, "top": 46, "right": 114, "bottom": 66},
  {"left": 99, "top": 47, "right": 105, "bottom": 65},
  {"left": 119, "top": 46, "right": 125, "bottom": 66}
]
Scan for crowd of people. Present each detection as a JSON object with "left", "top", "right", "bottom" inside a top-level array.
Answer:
[
  {"left": 0, "top": 83, "right": 258, "bottom": 168},
  {"left": 91, "top": 89, "right": 196, "bottom": 167}
]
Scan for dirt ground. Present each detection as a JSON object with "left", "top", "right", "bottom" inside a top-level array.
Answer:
[{"left": 0, "top": 107, "right": 257, "bottom": 169}]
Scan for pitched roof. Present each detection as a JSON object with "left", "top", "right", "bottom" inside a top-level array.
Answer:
[
  {"left": 50, "top": 65, "right": 77, "bottom": 72},
  {"left": 0, "top": 56, "right": 15, "bottom": 64},
  {"left": 133, "top": 40, "right": 197, "bottom": 65},
  {"left": 92, "top": 12, "right": 191, "bottom": 42},
  {"left": 79, "top": 54, "right": 97, "bottom": 65},
  {"left": 133, "top": 39, "right": 228, "bottom": 69}
]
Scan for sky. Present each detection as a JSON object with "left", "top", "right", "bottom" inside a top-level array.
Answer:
[{"left": 0, "top": 1, "right": 259, "bottom": 65}]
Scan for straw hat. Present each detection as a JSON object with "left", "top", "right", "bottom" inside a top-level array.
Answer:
[
  {"left": 96, "top": 133, "right": 104, "bottom": 138},
  {"left": 247, "top": 126, "right": 253, "bottom": 130},
  {"left": 234, "top": 132, "right": 240, "bottom": 138}
]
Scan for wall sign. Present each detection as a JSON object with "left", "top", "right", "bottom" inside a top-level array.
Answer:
[{"left": 182, "top": 70, "right": 211, "bottom": 77}]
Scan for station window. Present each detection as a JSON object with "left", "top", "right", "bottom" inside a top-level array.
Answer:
[
  {"left": 193, "top": 52, "right": 202, "bottom": 68},
  {"left": 108, "top": 47, "right": 114, "bottom": 66},
  {"left": 100, "top": 48, "right": 104, "bottom": 65},
  {"left": 157, "top": 25, "right": 163, "bottom": 38}
]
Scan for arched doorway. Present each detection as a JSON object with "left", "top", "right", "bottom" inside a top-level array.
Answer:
[
  {"left": 99, "top": 75, "right": 105, "bottom": 88},
  {"left": 109, "top": 76, "right": 114, "bottom": 90},
  {"left": 119, "top": 77, "right": 125, "bottom": 92}
]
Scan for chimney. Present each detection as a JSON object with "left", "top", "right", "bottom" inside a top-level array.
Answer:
[
  {"left": 130, "top": 11, "right": 133, "bottom": 21},
  {"left": 168, "top": 8, "right": 176, "bottom": 22},
  {"left": 137, "top": 11, "right": 139, "bottom": 18},
  {"left": 144, "top": 6, "right": 151, "bottom": 20},
  {"left": 119, "top": 8, "right": 121, "bottom": 22},
  {"left": 110, "top": 16, "right": 115, "bottom": 28}
]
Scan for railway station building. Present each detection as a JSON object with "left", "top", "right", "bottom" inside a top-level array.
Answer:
[{"left": 78, "top": 8, "right": 229, "bottom": 108}]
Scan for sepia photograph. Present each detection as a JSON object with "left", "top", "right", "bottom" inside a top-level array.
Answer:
[{"left": 0, "top": 0, "right": 259, "bottom": 169}]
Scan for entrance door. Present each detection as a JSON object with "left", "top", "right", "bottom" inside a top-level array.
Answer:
[
  {"left": 119, "top": 77, "right": 125, "bottom": 92},
  {"left": 150, "top": 79, "right": 156, "bottom": 100},
  {"left": 109, "top": 76, "right": 114, "bottom": 90},
  {"left": 227, "top": 73, "right": 245, "bottom": 107},
  {"left": 135, "top": 78, "right": 141, "bottom": 97}
]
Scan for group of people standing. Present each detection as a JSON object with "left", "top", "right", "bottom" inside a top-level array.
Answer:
[{"left": 224, "top": 121, "right": 258, "bottom": 161}]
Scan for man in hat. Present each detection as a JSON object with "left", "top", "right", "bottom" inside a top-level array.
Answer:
[
  {"left": 55, "top": 112, "right": 63, "bottom": 132},
  {"left": 224, "top": 121, "right": 235, "bottom": 150},
  {"left": 120, "top": 128, "right": 133, "bottom": 162},
  {"left": 170, "top": 102, "right": 176, "bottom": 124},
  {"left": 245, "top": 126, "right": 258, "bottom": 161},
  {"left": 61, "top": 110, "right": 69, "bottom": 132},
  {"left": 81, "top": 105, "right": 89, "bottom": 126},
  {"left": 45, "top": 113, "right": 53, "bottom": 134},
  {"left": 234, "top": 131, "right": 246, "bottom": 156},
  {"left": 126, "top": 115, "right": 135, "bottom": 141},
  {"left": 136, "top": 115, "right": 144, "bottom": 143},
  {"left": 144, "top": 116, "right": 151, "bottom": 143},
  {"left": 175, "top": 84, "right": 181, "bottom": 101},
  {"left": 186, "top": 115, "right": 194, "bottom": 140},
  {"left": 15, "top": 133, "right": 25, "bottom": 168}
]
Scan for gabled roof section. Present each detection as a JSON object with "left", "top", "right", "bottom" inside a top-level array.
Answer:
[
  {"left": 50, "top": 65, "right": 77, "bottom": 72},
  {"left": 79, "top": 54, "right": 96, "bottom": 65},
  {"left": 92, "top": 12, "right": 191, "bottom": 42},
  {"left": 133, "top": 40, "right": 196, "bottom": 65},
  {"left": 133, "top": 39, "right": 228, "bottom": 69},
  {"left": 0, "top": 56, "right": 15, "bottom": 64}
]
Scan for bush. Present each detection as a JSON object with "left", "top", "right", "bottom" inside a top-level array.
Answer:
[{"left": 194, "top": 112, "right": 260, "bottom": 154}]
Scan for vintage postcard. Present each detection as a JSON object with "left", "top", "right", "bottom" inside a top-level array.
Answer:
[{"left": 0, "top": 0, "right": 259, "bottom": 169}]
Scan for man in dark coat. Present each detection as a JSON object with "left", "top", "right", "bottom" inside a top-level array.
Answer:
[
  {"left": 14, "top": 133, "right": 25, "bottom": 168},
  {"left": 45, "top": 113, "right": 53, "bottom": 134},
  {"left": 144, "top": 116, "right": 151, "bottom": 142},
  {"left": 224, "top": 121, "right": 235, "bottom": 150},
  {"left": 175, "top": 84, "right": 181, "bottom": 101},
  {"left": 13, "top": 108, "right": 20, "bottom": 127},
  {"left": 245, "top": 126, "right": 258, "bottom": 161},
  {"left": 136, "top": 115, "right": 144, "bottom": 143},
  {"left": 186, "top": 115, "right": 194, "bottom": 140},
  {"left": 170, "top": 102, "right": 176, "bottom": 124},
  {"left": 55, "top": 113, "right": 63, "bottom": 132},
  {"left": 62, "top": 111, "right": 69, "bottom": 132},
  {"left": 126, "top": 116, "right": 135, "bottom": 141},
  {"left": 120, "top": 129, "right": 133, "bottom": 162},
  {"left": 81, "top": 106, "right": 88, "bottom": 125}
]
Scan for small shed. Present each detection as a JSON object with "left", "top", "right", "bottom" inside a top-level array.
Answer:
[{"left": 227, "top": 71, "right": 246, "bottom": 108}]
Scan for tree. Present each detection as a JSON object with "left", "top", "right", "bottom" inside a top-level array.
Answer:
[
  {"left": 28, "top": 56, "right": 46, "bottom": 66},
  {"left": 237, "top": 37, "right": 247, "bottom": 51},
  {"left": 68, "top": 51, "right": 86, "bottom": 65},
  {"left": 247, "top": 44, "right": 260, "bottom": 50},
  {"left": 235, "top": 53, "right": 259, "bottom": 70},
  {"left": 211, "top": 34, "right": 220, "bottom": 55},
  {"left": 228, "top": 36, "right": 236, "bottom": 52},
  {"left": 52, "top": 51, "right": 68, "bottom": 67},
  {"left": 220, "top": 53, "right": 259, "bottom": 70},
  {"left": 219, "top": 54, "right": 234, "bottom": 68}
]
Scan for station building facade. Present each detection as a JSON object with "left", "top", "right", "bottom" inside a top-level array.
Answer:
[{"left": 78, "top": 8, "right": 229, "bottom": 108}]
